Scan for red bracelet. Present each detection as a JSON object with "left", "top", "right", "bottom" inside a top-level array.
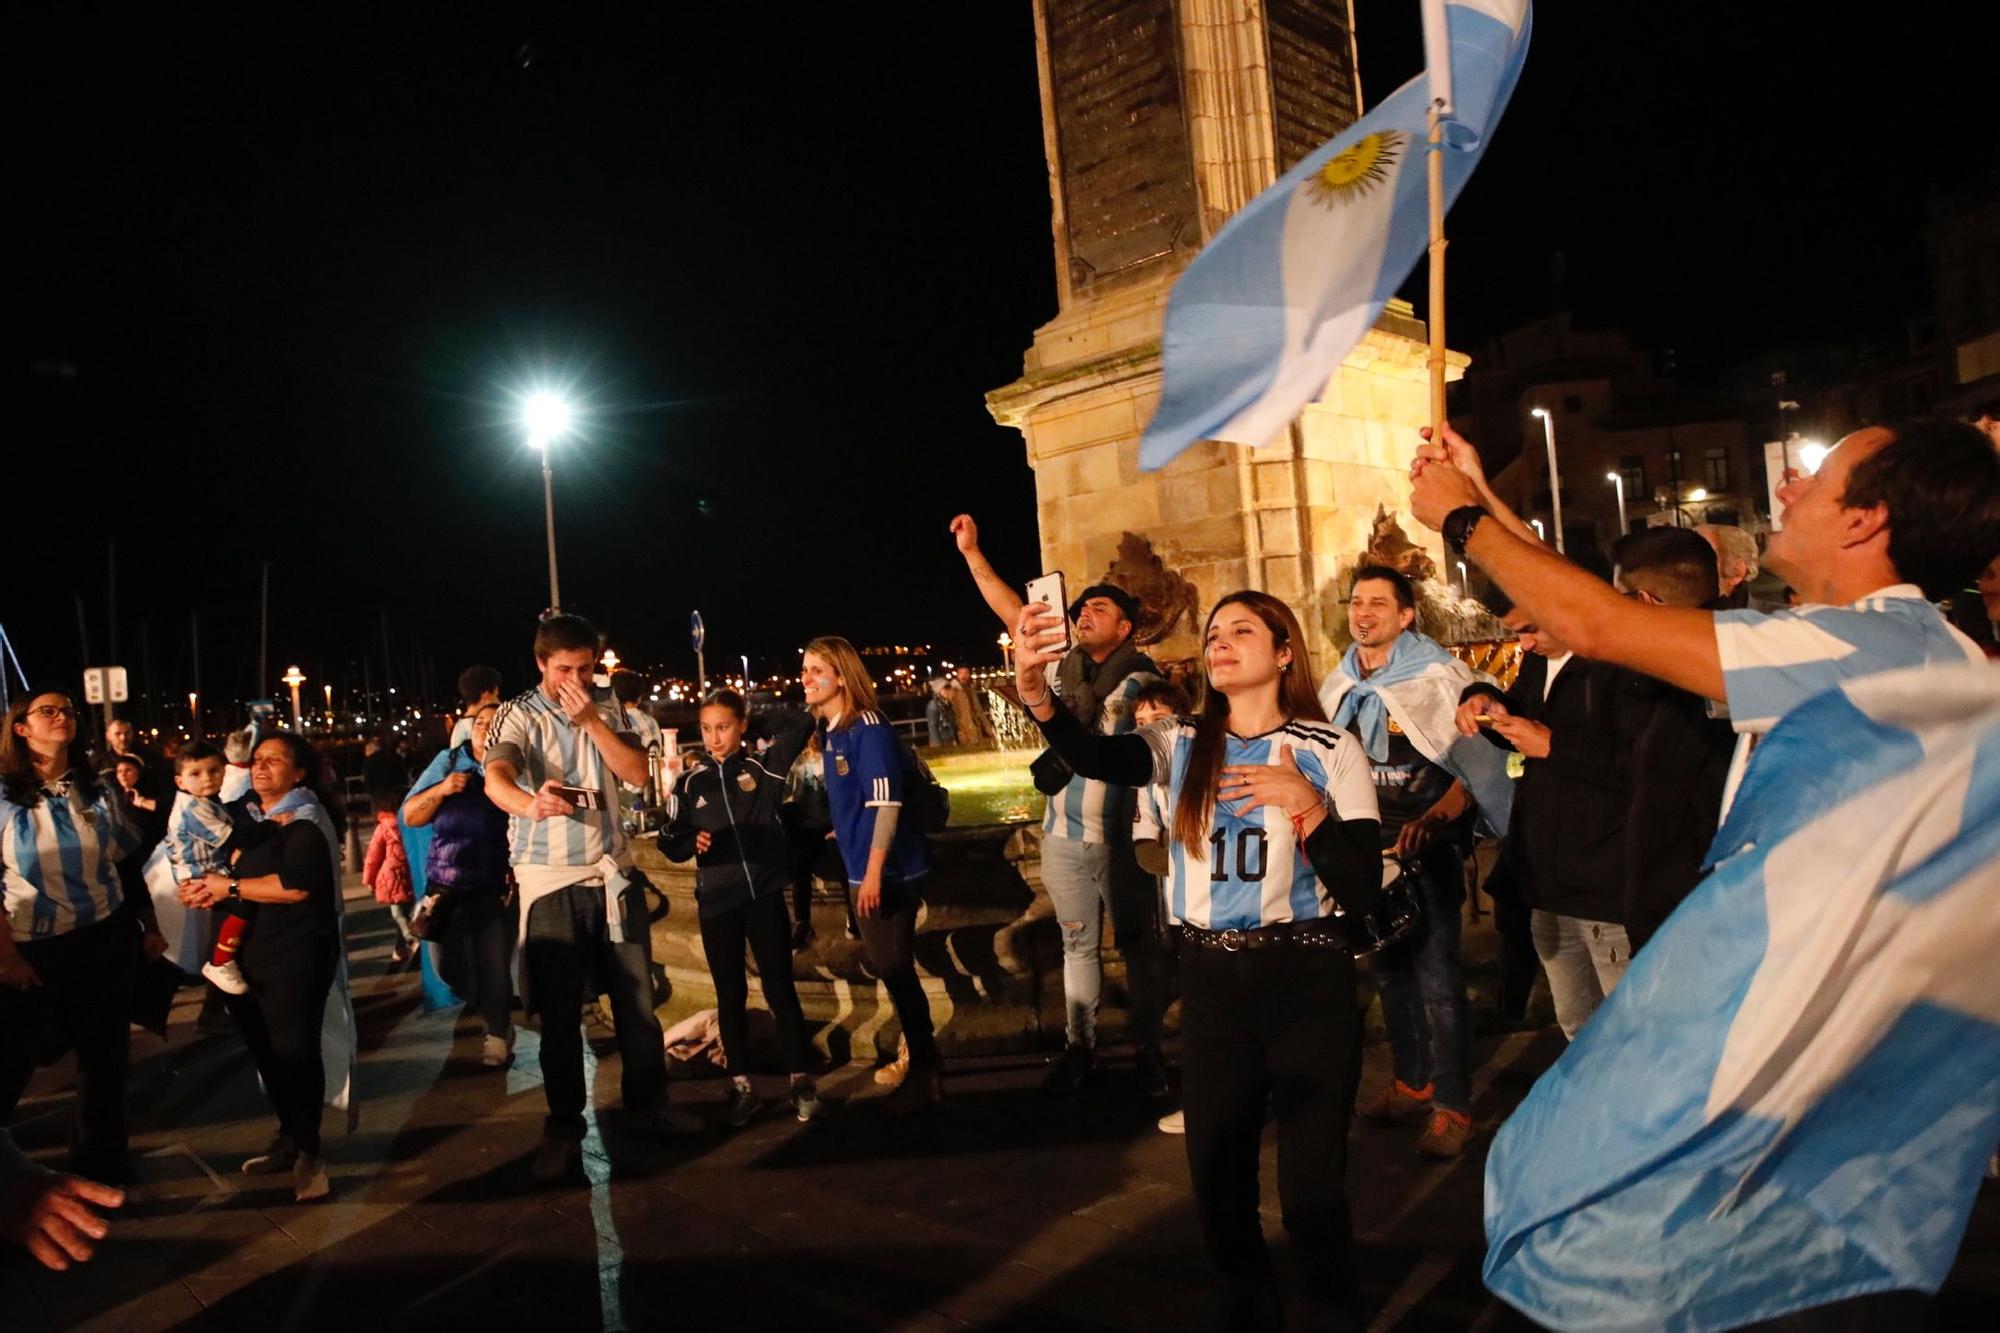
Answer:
[{"left": 1289, "top": 809, "right": 1311, "bottom": 841}]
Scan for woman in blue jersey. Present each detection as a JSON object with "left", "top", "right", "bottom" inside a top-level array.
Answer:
[
  {"left": 799, "top": 636, "right": 941, "bottom": 1115},
  {"left": 0, "top": 692, "right": 159, "bottom": 1186},
  {"left": 1015, "top": 591, "right": 1382, "bottom": 1330}
]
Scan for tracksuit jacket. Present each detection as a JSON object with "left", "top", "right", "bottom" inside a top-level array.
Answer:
[{"left": 661, "top": 747, "right": 795, "bottom": 919}]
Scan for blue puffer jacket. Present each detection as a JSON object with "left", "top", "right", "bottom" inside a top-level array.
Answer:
[{"left": 422, "top": 744, "right": 510, "bottom": 891}]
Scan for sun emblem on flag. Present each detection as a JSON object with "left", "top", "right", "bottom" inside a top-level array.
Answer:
[{"left": 1304, "top": 131, "right": 1404, "bottom": 208}]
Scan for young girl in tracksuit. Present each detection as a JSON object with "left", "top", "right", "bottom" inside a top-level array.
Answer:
[{"left": 662, "top": 689, "right": 821, "bottom": 1126}]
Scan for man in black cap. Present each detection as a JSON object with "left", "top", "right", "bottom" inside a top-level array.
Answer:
[{"left": 949, "top": 515, "right": 1171, "bottom": 1098}]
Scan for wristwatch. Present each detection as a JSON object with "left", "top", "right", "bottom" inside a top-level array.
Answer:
[
  {"left": 1443, "top": 505, "right": 1488, "bottom": 555},
  {"left": 227, "top": 878, "right": 242, "bottom": 899}
]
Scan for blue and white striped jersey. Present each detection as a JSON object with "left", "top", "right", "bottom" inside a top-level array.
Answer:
[
  {"left": 166, "top": 790, "right": 235, "bottom": 879},
  {"left": 1715, "top": 585, "right": 1982, "bottom": 734},
  {"left": 3, "top": 780, "right": 140, "bottom": 939},
  {"left": 1134, "top": 717, "right": 1378, "bottom": 931},
  {"left": 1043, "top": 671, "right": 1157, "bottom": 845},
  {"left": 484, "top": 687, "right": 634, "bottom": 869}
]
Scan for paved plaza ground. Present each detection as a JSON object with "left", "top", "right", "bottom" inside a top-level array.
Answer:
[{"left": 7, "top": 880, "right": 1997, "bottom": 1331}]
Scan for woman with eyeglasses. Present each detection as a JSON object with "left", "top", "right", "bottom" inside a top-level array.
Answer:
[
  {"left": 0, "top": 693, "right": 161, "bottom": 1185},
  {"left": 178, "top": 734, "right": 346, "bottom": 1202}
]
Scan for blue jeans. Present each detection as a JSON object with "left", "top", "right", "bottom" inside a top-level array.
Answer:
[
  {"left": 1371, "top": 849, "right": 1472, "bottom": 1113},
  {"left": 1041, "top": 837, "right": 1165, "bottom": 1051}
]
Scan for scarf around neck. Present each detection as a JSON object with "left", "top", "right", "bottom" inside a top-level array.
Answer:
[
  {"left": 1056, "top": 636, "right": 1158, "bottom": 729},
  {"left": 1329, "top": 630, "right": 1457, "bottom": 763}
]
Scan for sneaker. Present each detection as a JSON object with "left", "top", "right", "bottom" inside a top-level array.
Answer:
[
  {"left": 242, "top": 1136, "right": 298, "bottom": 1175},
  {"left": 790, "top": 1080, "right": 825, "bottom": 1123},
  {"left": 1157, "top": 1109, "right": 1186, "bottom": 1135},
  {"left": 1356, "top": 1078, "right": 1434, "bottom": 1126},
  {"left": 481, "top": 1031, "right": 514, "bottom": 1069},
  {"left": 881, "top": 1063, "right": 941, "bottom": 1116},
  {"left": 292, "top": 1153, "right": 330, "bottom": 1202},
  {"left": 872, "top": 1038, "right": 910, "bottom": 1088},
  {"left": 725, "top": 1082, "right": 767, "bottom": 1128},
  {"left": 631, "top": 1104, "right": 706, "bottom": 1138},
  {"left": 790, "top": 919, "right": 816, "bottom": 953},
  {"left": 1416, "top": 1108, "right": 1473, "bottom": 1159},
  {"left": 529, "top": 1136, "right": 580, "bottom": 1184},
  {"left": 1135, "top": 1044, "right": 1171, "bottom": 1099},
  {"left": 202, "top": 959, "right": 249, "bottom": 996},
  {"left": 1040, "top": 1043, "right": 1095, "bottom": 1097}
]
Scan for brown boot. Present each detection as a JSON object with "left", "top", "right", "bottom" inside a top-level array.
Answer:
[
  {"left": 1415, "top": 1108, "right": 1473, "bottom": 1158},
  {"left": 881, "top": 1062, "right": 941, "bottom": 1116},
  {"left": 872, "top": 1037, "right": 910, "bottom": 1088},
  {"left": 1356, "top": 1078, "right": 1434, "bottom": 1126}
]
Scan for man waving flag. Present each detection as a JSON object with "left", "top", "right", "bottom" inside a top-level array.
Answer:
[
  {"left": 1139, "top": 1, "right": 1531, "bottom": 470},
  {"left": 1484, "top": 664, "right": 2000, "bottom": 1329}
]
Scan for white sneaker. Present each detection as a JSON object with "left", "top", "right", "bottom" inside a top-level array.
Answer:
[
  {"left": 203, "top": 959, "right": 249, "bottom": 996},
  {"left": 481, "top": 1031, "right": 514, "bottom": 1068},
  {"left": 1157, "top": 1109, "right": 1185, "bottom": 1135}
]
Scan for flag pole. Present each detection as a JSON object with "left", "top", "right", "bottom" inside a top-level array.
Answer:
[{"left": 1425, "top": 100, "right": 1447, "bottom": 438}]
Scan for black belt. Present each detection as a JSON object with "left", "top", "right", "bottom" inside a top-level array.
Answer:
[{"left": 1179, "top": 920, "right": 1347, "bottom": 952}]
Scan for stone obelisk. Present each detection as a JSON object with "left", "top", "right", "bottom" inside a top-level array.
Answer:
[{"left": 987, "top": 0, "right": 1460, "bottom": 669}]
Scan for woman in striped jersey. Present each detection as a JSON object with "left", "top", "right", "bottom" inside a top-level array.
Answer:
[{"left": 1015, "top": 591, "right": 1382, "bottom": 1330}]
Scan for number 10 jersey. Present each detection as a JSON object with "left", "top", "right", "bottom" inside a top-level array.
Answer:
[{"left": 1133, "top": 717, "right": 1379, "bottom": 932}]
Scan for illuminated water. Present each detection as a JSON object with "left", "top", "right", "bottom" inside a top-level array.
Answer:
[{"left": 927, "top": 748, "right": 1043, "bottom": 827}]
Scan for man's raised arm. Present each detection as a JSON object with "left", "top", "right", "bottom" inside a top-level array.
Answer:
[
  {"left": 1411, "top": 451, "right": 1725, "bottom": 702},
  {"left": 950, "top": 515, "right": 1025, "bottom": 629}
]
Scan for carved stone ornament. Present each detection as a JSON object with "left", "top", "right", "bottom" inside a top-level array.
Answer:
[
  {"left": 1103, "top": 532, "right": 1202, "bottom": 647},
  {"left": 1359, "top": 504, "right": 1437, "bottom": 585}
]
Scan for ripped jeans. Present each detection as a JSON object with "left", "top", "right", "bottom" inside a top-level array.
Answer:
[{"left": 1040, "top": 836, "right": 1166, "bottom": 1052}]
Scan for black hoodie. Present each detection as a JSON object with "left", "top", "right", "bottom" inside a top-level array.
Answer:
[{"left": 662, "top": 747, "right": 795, "bottom": 919}]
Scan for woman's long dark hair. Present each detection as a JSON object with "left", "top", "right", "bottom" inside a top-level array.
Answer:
[
  {"left": 0, "top": 694, "right": 102, "bottom": 807},
  {"left": 1171, "top": 592, "right": 1328, "bottom": 859}
]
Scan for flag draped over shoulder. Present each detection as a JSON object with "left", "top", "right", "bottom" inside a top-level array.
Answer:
[
  {"left": 1484, "top": 665, "right": 2000, "bottom": 1331},
  {"left": 255, "top": 787, "right": 361, "bottom": 1130},
  {"left": 1139, "top": 0, "right": 1531, "bottom": 470},
  {"left": 1319, "top": 631, "right": 1514, "bottom": 837}
]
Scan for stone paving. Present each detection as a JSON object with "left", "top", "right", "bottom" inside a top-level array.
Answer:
[{"left": 6, "top": 882, "right": 1996, "bottom": 1331}]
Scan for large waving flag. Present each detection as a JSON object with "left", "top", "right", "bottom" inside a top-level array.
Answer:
[
  {"left": 1139, "top": 0, "right": 1531, "bottom": 469},
  {"left": 1484, "top": 665, "right": 2000, "bottom": 1330}
]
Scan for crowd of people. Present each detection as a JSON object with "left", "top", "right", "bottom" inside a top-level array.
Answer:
[{"left": 1, "top": 411, "right": 1995, "bottom": 1328}]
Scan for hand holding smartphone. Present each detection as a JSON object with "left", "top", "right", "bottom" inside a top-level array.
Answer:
[
  {"left": 1023, "top": 571, "right": 1071, "bottom": 655},
  {"left": 550, "top": 783, "right": 604, "bottom": 811}
]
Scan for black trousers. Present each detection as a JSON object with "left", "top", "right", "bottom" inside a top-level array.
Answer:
[
  {"left": 1483, "top": 852, "right": 1538, "bottom": 1023},
  {"left": 697, "top": 891, "right": 812, "bottom": 1075},
  {"left": 439, "top": 888, "right": 516, "bottom": 1037},
  {"left": 858, "top": 878, "right": 937, "bottom": 1065},
  {"left": 226, "top": 943, "right": 336, "bottom": 1155},
  {"left": 785, "top": 823, "right": 854, "bottom": 936},
  {"left": 523, "top": 880, "right": 667, "bottom": 1142},
  {"left": 0, "top": 915, "right": 136, "bottom": 1173},
  {"left": 1180, "top": 943, "right": 1362, "bottom": 1332}
]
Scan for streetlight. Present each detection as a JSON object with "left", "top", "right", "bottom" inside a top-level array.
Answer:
[
  {"left": 1530, "top": 407, "right": 1566, "bottom": 553},
  {"left": 323, "top": 683, "right": 333, "bottom": 732},
  {"left": 1605, "top": 470, "right": 1628, "bottom": 535},
  {"left": 997, "top": 630, "right": 1014, "bottom": 671},
  {"left": 1529, "top": 518, "right": 1546, "bottom": 541},
  {"left": 188, "top": 692, "right": 198, "bottom": 733},
  {"left": 1797, "top": 440, "right": 1829, "bottom": 475},
  {"left": 1456, "top": 559, "right": 1469, "bottom": 595},
  {"left": 281, "top": 665, "right": 306, "bottom": 731},
  {"left": 523, "top": 390, "right": 573, "bottom": 612}
]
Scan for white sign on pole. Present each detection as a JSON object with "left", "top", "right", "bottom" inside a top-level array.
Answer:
[
  {"left": 108, "top": 666, "right": 129, "bottom": 702},
  {"left": 83, "top": 668, "right": 105, "bottom": 704}
]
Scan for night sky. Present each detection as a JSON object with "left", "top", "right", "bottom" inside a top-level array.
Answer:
[{"left": 20, "top": 4, "right": 1991, "bottom": 720}]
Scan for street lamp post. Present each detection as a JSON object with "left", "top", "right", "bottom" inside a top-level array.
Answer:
[
  {"left": 997, "top": 631, "right": 1013, "bottom": 672},
  {"left": 1529, "top": 518, "right": 1546, "bottom": 541},
  {"left": 1531, "top": 407, "right": 1565, "bottom": 553},
  {"left": 1456, "top": 559, "right": 1469, "bottom": 596},
  {"left": 1606, "top": 471, "right": 1628, "bottom": 535},
  {"left": 323, "top": 683, "right": 333, "bottom": 732},
  {"left": 524, "top": 392, "right": 572, "bottom": 613},
  {"left": 281, "top": 665, "right": 306, "bottom": 731}
]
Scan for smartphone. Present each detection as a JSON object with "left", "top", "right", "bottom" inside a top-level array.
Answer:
[
  {"left": 1023, "top": 571, "right": 1071, "bottom": 654},
  {"left": 551, "top": 784, "right": 605, "bottom": 811}
]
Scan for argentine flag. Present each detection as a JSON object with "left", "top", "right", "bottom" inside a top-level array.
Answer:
[
  {"left": 1484, "top": 665, "right": 2000, "bottom": 1330},
  {"left": 1140, "top": 0, "right": 1531, "bottom": 469}
]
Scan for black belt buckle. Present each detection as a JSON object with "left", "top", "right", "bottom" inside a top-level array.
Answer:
[{"left": 1219, "top": 928, "right": 1245, "bottom": 952}]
